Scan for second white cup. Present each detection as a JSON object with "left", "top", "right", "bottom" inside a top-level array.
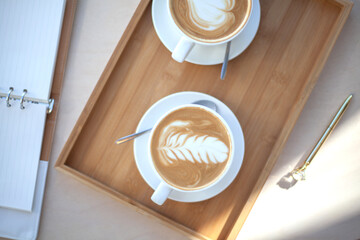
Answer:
[{"left": 167, "top": 0, "right": 253, "bottom": 63}]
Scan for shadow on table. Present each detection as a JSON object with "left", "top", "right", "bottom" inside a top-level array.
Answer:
[{"left": 277, "top": 172, "right": 298, "bottom": 189}]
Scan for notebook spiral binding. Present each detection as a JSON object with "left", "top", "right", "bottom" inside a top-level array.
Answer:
[{"left": 0, "top": 87, "right": 54, "bottom": 114}]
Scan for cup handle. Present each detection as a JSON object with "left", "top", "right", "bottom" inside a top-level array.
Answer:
[
  {"left": 151, "top": 182, "right": 172, "bottom": 205},
  {"left": 172, "top": 37, "right": 195, "bottom": 63}
]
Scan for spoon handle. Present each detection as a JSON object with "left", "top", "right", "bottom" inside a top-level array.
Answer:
[
  {"left": 115, "top": 128, "right": 152, "bottom": 144},
  {"left": 114, "top": 100, "right": 217, "bottom": 145},
  {"left": 221, "top": 41, "right": 231, "bottom": 80}
]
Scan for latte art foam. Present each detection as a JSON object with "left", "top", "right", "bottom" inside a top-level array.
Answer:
[
  {"left": 187, "top": 0, "right": 236, "bottom": 32},
  {"left": 158, "top": 120, "right": 229, "bottom": 165},
  {"left": 150, "top": 107, "right": 232, "bottom": 190},
  {"left": 170, "top": 0, "right": 251, "bottom": 43}
]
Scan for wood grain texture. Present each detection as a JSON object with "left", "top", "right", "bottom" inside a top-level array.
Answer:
[
  {"left": 55, "top": 0, "right": 352, "bottom": 239},
  {"left": 40, "top": 0, "right": 77, "bottom": 162}
]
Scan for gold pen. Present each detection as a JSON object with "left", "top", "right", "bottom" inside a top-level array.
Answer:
[{"left": 291, "top": 94, "right": 353, "bottom": 181}]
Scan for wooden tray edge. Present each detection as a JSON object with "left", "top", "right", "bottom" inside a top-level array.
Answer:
[
  {"left": 226, "top": 0, "right": 353, "bottom": 239},
  {"left": 55, "top": 0, "right": 151, "bottom": 168},
  {"left": 55, "top": 164, "right": 209, "bottom": 240},
  {"left": 40, "top": 0, "right": 77, "bottom": 161}
]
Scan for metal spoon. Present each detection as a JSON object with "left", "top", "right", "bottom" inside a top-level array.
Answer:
[
  {"left": 115, "top": 100, "right": 217, "bottom": 144},
  {"left": 220, "top": 41, "right": 231, "bottom": 80}
]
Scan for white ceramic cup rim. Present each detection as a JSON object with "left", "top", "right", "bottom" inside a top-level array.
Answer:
[
  {"left": 148, "top": 103, "right": 235, "bottom": 193},
  {"left": 166, "top": 0, "right": 253, "bottom": 46}
]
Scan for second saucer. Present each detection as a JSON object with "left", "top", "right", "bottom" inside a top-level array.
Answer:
[{"left": 151, "top": 0, "right": 261, "bottom": 65}]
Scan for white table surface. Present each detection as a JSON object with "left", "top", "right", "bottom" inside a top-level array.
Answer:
[{"left": 38, "top": 0, "right": 360, "bottom": 239}]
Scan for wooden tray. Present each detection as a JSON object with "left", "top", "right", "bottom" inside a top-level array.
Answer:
[{"left": 55, "top": 0, "right": 352, "bottom": 239}]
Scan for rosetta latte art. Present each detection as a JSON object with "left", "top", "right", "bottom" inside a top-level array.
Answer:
[
  {"left": 158, "top": 121, "right": 229, "bottom": 165},
  {"left": 150, "top": 107, "right": 231, "bottom": 190}
]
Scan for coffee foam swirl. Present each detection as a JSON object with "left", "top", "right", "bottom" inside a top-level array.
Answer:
[
  {"left": 158, "top": 120, "right": 229, "bottom": 165},
  {"left": 187, "top": 0, "right": 235, "bottom": 32},
  {"left": 170, "top": 0, "right": 251, "bottom": 43},
  {"left": 150, "top": 107, "right": 231, "bottom": 190}
]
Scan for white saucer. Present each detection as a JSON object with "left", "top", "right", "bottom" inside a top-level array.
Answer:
[
  {"left": 133, "top": 92, "right": 245, "bottom": 202},
  {"left": 152, "top": 0, "right": 261, "bottom": 65}
]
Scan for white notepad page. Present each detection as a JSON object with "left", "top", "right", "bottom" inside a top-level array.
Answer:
[
  {"left": 0, "top": 102, "right": 47, "bottom": 211},
  {"left": 0, "top": 0, "right": 65, "bottom": 211},
  {"left": 0, "top": 0, "right": 66, "bottom": 100}
]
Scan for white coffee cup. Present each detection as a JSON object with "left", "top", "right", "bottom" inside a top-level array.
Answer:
[
  {"left": 167, "top": 0, "right": 252, "bottom": 63},
  {"left": 149, "top": 104, "right": 235, "bottom": 205}
]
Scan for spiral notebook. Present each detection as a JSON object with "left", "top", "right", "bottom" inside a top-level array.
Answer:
[{"left": 0, "top": 0, "right": 66, "bottom": 212}]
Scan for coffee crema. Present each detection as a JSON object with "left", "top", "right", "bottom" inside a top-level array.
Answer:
[
  {"left": 150, "top": 107, "right": 232, "bottom": 190},
  {"left": 169, "top": 0, "right": 251, "bottom": 43}
]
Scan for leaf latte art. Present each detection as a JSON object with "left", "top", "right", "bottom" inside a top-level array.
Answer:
[
  {"left": 158, "top": 122, "right": 229, "bottom": 165},
  {"left": 170, "top": 0, "right": 251, "bottom": 42},
  {"left": 150, "top": 107, "right": 232, "bottom": 190}
]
